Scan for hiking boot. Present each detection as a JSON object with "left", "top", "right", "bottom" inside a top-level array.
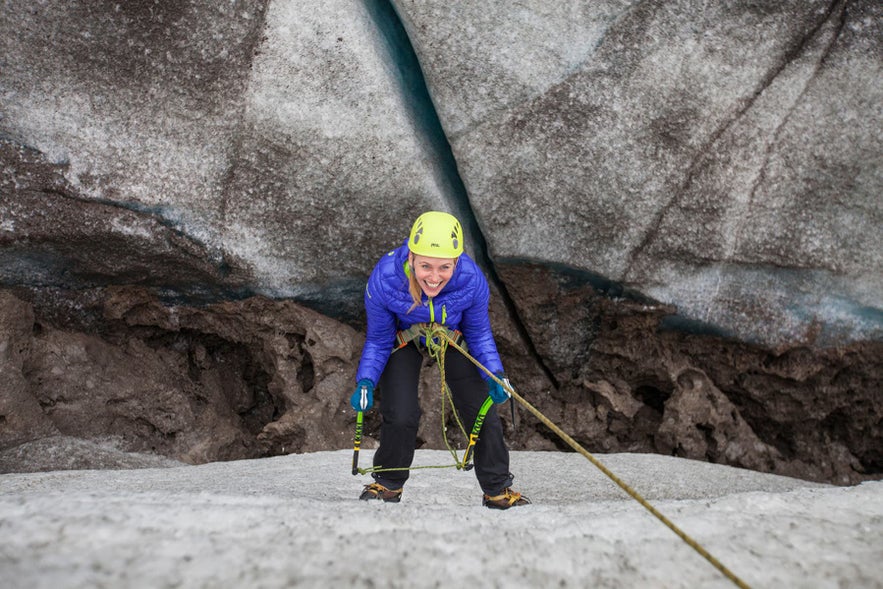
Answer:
[
  {"left": 359, "top": 482, "right": 403, "bottom": 503},
  {"left": 482, "top": 487, "right": 530, "bottom": 510}
]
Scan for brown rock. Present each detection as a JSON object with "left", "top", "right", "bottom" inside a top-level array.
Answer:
[{"left": 0, "top": 291, "right": 60, "bottom": 448}]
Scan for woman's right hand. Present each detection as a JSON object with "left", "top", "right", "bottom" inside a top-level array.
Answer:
[{"left": 350, "top": 379, "right": 375, "bottom": 412}]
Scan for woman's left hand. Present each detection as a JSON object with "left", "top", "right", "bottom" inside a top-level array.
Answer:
[{"left": 488, "top": 373, "right": 513, "bottom": 404}]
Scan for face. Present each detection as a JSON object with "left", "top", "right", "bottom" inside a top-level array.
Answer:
[{"left": 410, "top": 254, "right": 456, "bottom": 298}]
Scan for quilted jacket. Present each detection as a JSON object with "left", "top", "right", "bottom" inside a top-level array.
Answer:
[{"left": 355, "top": 239, "right": 504, "bottom": 385}]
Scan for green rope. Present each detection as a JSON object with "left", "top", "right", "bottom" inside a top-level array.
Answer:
[
  {"left": 362, "top": 464, "right": 461, "bottom": 473},
  {"left": 355, "top": 323, "right": 475, "bottom": 475},
  {"left": 434, "top": 330, "right": 752, "bottom": 589},
  {"left": 428, "top": 325, "right": 472, "bottom": 467},
  {"left": 353, "top": 323, "right": 751, "bottom": 588}
]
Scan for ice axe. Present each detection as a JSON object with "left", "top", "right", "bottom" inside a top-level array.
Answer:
[
  {"left": 351, "top": 384, "right": 369, "bottom": 475},
  {"left": 351, "top": 410, "right": 364, "bottom": 475}
]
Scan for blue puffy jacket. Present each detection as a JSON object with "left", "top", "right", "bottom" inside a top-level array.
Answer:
[{"left": 355, "top": 240, "right": 504, "bottom": 386}]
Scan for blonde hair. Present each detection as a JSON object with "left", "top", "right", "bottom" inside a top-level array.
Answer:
[
  {"left": 406, "top": 254, "right": 458, "bottom": 313},
  {"left": 407, "top": 266, "right": 422, "bottom": 313}
]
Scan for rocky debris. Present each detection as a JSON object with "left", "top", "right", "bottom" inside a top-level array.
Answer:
[
  {"left": 496, "top": 263, "right": 882, "bottom": 485},
  {"left": 0, "top": 287, "right": 365, "bottom": 469},
  {"left": 0, "top": 291, "right": 61, "bottom": 449},
  {"left": 1, "top": 287, "right": 879, "bottom": 485}
]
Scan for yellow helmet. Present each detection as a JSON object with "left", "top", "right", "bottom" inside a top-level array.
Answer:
[{"left": 408, "top": 211, "right": 464, "bottom": 258}]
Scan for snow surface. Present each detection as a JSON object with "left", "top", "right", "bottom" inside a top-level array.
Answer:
[{"left": 1, "top": 449, "right": 881, "bottom": 589}]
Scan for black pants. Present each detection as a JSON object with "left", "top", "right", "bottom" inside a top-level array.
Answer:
[{"left": 372, "top": 342, "right": 514, "bottom": 495}]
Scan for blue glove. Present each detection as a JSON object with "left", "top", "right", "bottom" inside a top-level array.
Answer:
[
  {"left": 350, "top": 379, "right": 374, "bottom": 412},
  {"left": 487, "top": 373, "right": 513, "bottom": 404}
]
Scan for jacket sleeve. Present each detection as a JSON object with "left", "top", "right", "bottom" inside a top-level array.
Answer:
[
  {"left": 355, "top": 264, "right": 397, "bottom": 385},
  {"left": 459, "top": 270, "right": 504, "bottom": 379}
]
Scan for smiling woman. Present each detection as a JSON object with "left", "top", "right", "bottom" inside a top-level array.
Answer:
[
  {"left": 349, "top": 211, "right": 529, "bottom": 509},
  {"left": 409, "top": 255, "right": 456, "bottom": 300}
]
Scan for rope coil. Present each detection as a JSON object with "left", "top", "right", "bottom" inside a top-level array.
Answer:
[{"left": 353, "top": 323, "right": 485, "bottom": 474}]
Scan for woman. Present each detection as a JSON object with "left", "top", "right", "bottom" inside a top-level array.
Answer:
[{"left": 350, "top": 210, "right": 529, "bottom": 509}]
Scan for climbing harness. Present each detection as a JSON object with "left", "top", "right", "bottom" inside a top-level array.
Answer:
[
  {"left": 393, "top": 322, "right": 465, "bottom": 351},
  {"left": 350, "top": 322, "right": 751, "bottom": 587}
]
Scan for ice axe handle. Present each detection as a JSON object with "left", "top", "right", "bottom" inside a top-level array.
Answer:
[
  {"left": 352, "top": 410, "right": 364, "bottom": 475},
  {"left": 462, "top": 395, "right": 494, "bottom": 469}
]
